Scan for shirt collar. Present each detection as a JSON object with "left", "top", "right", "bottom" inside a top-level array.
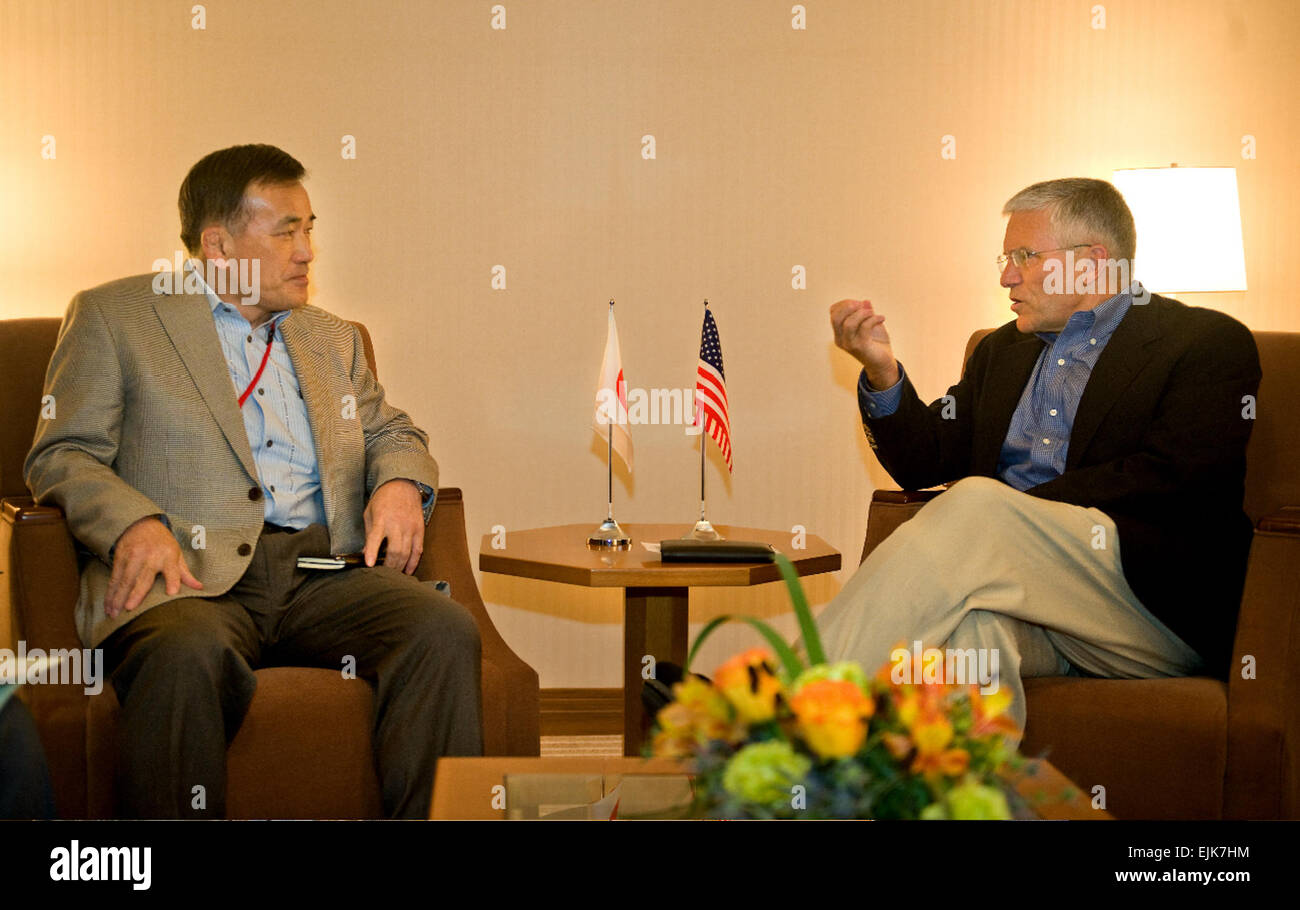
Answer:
[
  {"left": 184, "top": 258, "right": 288, "bottom": 333},
  {"left": 1034, "top": 284, "right": 1136, "bottom": 346}
]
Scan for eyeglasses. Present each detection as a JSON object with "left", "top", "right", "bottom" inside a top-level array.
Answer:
[{"left": 996, "top": 244, "right": 1095, "bottom": 270}]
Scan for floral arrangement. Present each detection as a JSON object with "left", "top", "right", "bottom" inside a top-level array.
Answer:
[{"left": 648, "top": 554, "right": 1026, "bottom": 819}]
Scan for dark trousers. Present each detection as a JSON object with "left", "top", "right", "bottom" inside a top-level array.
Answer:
[{"left": 100, "top": 522, "right": 483, "bottom": 819}]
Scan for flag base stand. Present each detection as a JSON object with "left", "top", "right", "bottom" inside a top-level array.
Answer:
[
  {"left": 587, "top": 518, "right": 632, "bottom": 550},
  {"left": 683, "top": 519, "right": 723, "bottom": 541}
]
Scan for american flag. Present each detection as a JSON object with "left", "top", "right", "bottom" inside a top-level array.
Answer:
[{"left": 695, "top": 306, "right": 732, "bottom": 472}]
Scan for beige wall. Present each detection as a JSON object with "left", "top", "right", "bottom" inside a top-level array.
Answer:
[{"left": 3, "top": 0, "right": 1298, "bottom": 685}]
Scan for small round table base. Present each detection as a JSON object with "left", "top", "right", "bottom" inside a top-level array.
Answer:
[
  {"left": 587, "top": 518, "right": 632, "bottom": 549},
  {"left": 683, "top": 519, "right": 723, "bottom": 541}
]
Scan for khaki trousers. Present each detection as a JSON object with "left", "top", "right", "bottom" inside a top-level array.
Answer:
[
  {"left": 101, "top": 521, "right": 483, "bottom": 819},
  {"left": 815, "top": 476, "right": 1202, "bottom": 736}
]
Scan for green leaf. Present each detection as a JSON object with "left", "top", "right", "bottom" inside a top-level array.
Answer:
[
  {"left": 774, "top": 552, "right": 826, "bottom": 666},
  {"left": 687, "top": 615, "right": 805, "bottom": 680}
]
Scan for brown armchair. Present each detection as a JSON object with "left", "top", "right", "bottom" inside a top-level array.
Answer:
[
  {"left": 0, "top": 316, "right": 539, "bottom": 819},
  {"left": 859, "top": 328, "right": 1300, "bottom": 819}
]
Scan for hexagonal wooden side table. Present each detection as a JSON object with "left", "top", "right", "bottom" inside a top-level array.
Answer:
[{"left": 480, "top": 523, "right": 841, "bottom": 755}]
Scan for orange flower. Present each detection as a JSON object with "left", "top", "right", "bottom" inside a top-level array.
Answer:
[
  {"left": 882, "top": 732, "right": 914, "bottom": 761},
  {"left": 892, "top": 679, "right": 948, "bottom": 730},
  {"left": 909, "top": 711, "right": 970, "bottom": 778},
  {"left": 713, "top": 648, "right": 783, "bottom": 723},
  {"left": 877, "top": 640, "right": 914, "bottom": 687},
  {"left": 790, "top": 679, "right": 874, "bottom": 759}
]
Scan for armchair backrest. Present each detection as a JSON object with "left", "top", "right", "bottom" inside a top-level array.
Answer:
[
  {"left": 0, "top": 319, "right": 61, "bottom": 499},
  {"left": 962, "top": 327, "right": 1300, "bottom": 528},
  {"left": 1242, "top": 332, "right": 1300, "bottom": 524},
  {"left": 0, "top": 315, "right": 379, "bottom": 501}
]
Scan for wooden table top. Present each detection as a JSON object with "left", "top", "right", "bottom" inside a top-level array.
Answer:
[
  {"left": 479, "top": 522, "right": 841, "bottom": 588},
  {"left": 430, "top": 755, "right": 1111, "bottom": 820}
]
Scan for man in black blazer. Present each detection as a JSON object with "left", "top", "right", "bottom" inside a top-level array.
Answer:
[{"left": 819, "top": 178, "right": 1260, "bottom": 724}]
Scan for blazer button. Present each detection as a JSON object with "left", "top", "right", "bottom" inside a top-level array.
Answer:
[
  {"left": 237, "top": 543, "right": 252, "bottom": 556},
  {"left": 249, "top": 487, "right": 262, "bottom": 501}
]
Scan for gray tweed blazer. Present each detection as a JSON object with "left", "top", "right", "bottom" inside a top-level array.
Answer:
[{"left": 24, "top": 273, "right": 439, "bottom": 648}]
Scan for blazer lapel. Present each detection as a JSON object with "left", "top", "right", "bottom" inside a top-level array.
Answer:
[
  {"left": 1065, "top": 298, "right": 1163, "bottom": 470},
  {"left": 973, "top": 334, "right": 1044, "bottom": 474},
  {"left": 277, "top": 311, "right": 337, "bottom": 530},
  {"left": 152, "top": 291, "right": 260, "bottom": 484}
]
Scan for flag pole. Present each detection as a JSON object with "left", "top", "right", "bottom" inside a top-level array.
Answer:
[
  {"left": 589, "top": 299, "right": 631, "bottom": 549},
  {"left": 687, "top": 299, "right": 722, "bottom": 541}
]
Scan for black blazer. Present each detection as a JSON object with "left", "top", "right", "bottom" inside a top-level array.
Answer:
[{"left": 861, "top": 293, "right": 1261, "bottom": 677}]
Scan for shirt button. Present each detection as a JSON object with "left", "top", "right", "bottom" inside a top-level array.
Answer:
[
  {"left": 237, "top": 543, "right": 252, "bottom": 556},
  {"left": 269, "top": 485, "right": 276, "bottom": 493},
  {"left": 1090, "top": 338, "right": 1097, "bottom": 345},
  {"left": 1042, "top": 438, "right": 1050, "bottom": 445},
  {"left": 1049, "top": 409, "right": 1058, "bottom": 417},
  {"left": 257, "top": 387, "right": 265, "bottom": 395},
  {"left": 249, "top": 487, "right": 262, "bottom": 501},
  {"left": 266, "top": 440, "right": 274, "bottom": 448},
  {"left": 1057, "top": 358, "right": 1065, "bottom": 366},
  {"left": 246, "top": 335, "right": 253, "bottom": 343}
]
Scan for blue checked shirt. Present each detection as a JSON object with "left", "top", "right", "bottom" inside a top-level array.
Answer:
[{"left": 858, "top": 290, "right": 1135, "bottom": 491}]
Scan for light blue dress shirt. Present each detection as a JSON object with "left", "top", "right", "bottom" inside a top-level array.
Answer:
[
  {"left": 197, "top": 269, "right": 326, "bottom": 529},
  {"left": 858, "top": 289, "right": 1135, "bottom": 491}
]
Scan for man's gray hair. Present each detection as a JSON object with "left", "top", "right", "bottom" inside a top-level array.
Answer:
[{"left": 1003, "top": 178, "right": 1136, "bottom": 263}]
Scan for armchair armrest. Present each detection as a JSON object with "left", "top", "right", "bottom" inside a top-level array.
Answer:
[
  {"left": 416, "top": 488, "right": 516, "bottom": 658},
  {"left": 1, "top": 496, "right": 92, "bottom": 818},
  {"left": 870, "top": 490, "right": 945, "bottom": 505},
  {"left": 1224, "top": 506, "right": 1300, "bottom": 819},
  {"left": 1256, "top": 506, "right": 1300, "bottom": 534},
  {"left": 416, "top": 487, "right": 539, "bottom": 756},
  {"left": 860, "top": 489, "right": 944, "bottom": 565},
  {"left": 1, "top": 496, "right": 84, "bottom": 651}
]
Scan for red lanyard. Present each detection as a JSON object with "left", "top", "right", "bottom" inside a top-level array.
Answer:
[{"left": 237, "top": 319, "right": 278, "bottom": 408}]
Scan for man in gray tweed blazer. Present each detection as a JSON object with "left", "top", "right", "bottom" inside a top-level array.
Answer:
[{"left": 24, "top": 144, "right": 482, "bottom": 819}]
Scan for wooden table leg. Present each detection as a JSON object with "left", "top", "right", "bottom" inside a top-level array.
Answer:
[{"left": 623, "top": 586, "right": 689, "bottom": 756}]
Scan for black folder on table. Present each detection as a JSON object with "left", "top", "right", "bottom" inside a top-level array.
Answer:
[{"left": 658, "top": 539, "right": 776, "bottom": 563}]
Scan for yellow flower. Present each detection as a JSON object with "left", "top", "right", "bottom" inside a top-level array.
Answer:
[
  {"left": 913, "top": 713, "right": 953, "bottom": 753},
  {"left": 650, "top": 675, "right": 740, "bottom": 757},
  {"left": 975, "top": 686, "right": 1012, "bottom": 719},
  {"left": 789, "top": 679, "right": 874, "bottom": 759},
  {"left": 969, "top": 686, "right": 1021, "bottom": 740},
  {"left": 713, "top": 648, "right": 783, "bottom": 724},
  {"left": 895, "top": 689, "right": 921, "bottom": 729},
  {"left": 910, "top": 713, "right": 970, "bottom": 778},
  {"left": 673, "top": 676, "right": 729, "bottom": 718}
]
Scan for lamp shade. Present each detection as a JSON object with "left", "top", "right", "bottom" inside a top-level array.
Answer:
[{"left": 1111, "top": 167, "right": 1247, "bottom": 293}]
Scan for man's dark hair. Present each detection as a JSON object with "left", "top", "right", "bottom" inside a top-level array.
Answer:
[{"left": 178, "top": 144, "right": 306, "bottom": 254}]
